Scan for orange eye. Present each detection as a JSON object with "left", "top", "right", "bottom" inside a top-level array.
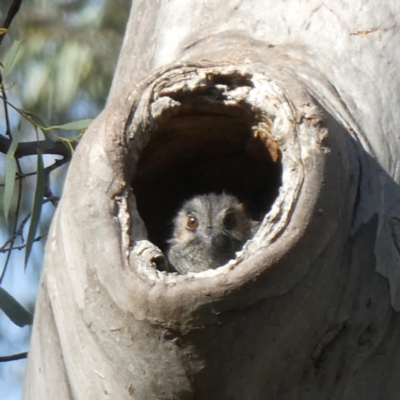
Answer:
[
  {"left": 223, "top": 211, "right": 237, "bottom": 229},
  {"left": 186, "top": 214, "right": 199, "bottom": 230}
]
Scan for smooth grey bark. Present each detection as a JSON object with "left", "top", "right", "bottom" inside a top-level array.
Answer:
[{"left": 24, "top": 1, "right": 400, "bottom": 399}]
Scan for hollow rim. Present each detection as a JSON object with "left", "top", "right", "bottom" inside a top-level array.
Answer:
[
  {"left": 117, "top": 62, "right": 349, "bottom": 328},
  {"left": 127, "top": 63, "right": 304, "bottom": 265}
]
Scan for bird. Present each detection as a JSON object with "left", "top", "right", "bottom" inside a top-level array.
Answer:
[{"left": 167, "top": 193, "right": 255, "bottom": 274}]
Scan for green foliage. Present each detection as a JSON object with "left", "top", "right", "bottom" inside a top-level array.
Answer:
[
  {"left": 3, "top": 128, "right": 20, "bottom": 221},
  {"left": 52, "top": 119, "right": 92, "bottom": 130},
  {"left": 1, "top": 39, "right": 22, "bottom": 79},
  {"left": 0, "top": 0, "right": 130, "bottom": 121},
  {"left": 0, "top": 97, "right": 92, "bottom": 270},
  {"left": 24, "top": 149, "right": 46, "bottom": 267},
  {"left": 0, "top": 0, "right": 127, "bottom": 381},
  {"left": 0, "top": 287, "right": 33, "bottom": 327},
  {"left": 17, "top": 108, "right": 91, "bottom": 150},
  {"left": 0, "top": 0, "right": 128, "bottom": 331}
]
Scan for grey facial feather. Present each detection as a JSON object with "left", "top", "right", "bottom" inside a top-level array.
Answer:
[{"left": 167, "top": 193, "right": 256, "bottom": 274}]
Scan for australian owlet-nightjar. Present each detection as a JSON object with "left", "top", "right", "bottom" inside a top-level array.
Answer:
[{"left": 167, "top": 193, "right": 255, "bottom": 274}]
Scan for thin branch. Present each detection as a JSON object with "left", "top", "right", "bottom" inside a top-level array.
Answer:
[
  {"left": 0, "top": 198, "right": 53, "bottom": 254},
  {"left": 0, "top": 133, "right": 75, "bottom": 159},
  {"left": 44, "top": 156, "right": 70, "bottom": 176},
  {"left": 44, "top": 185, "right": 60, "bottom": 207},
  {"left": 0, "top": 96, "right": 77, "bottom": 158},
  {"left": 0, "top": 351, "right": 28, "bottom": 362},
  {"left": 1, "top": 211, "right": 30, "bottom": 251},
  {"left": 0, "top": 156, "right": 70, "bottom": 184},
  {"left": 0, "top": 0, "right": 23, "bottom": 47},
  {"left": 0, "top": 236, "right": 43, "bottom": 253},
  {"left": 1, "top": 77, "right": 12, "bottom": 140}
]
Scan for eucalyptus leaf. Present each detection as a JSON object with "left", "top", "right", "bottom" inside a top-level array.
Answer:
[
  {"left": 0, "top": 287, "right": 33, "bottom": 327},
  {"left": 20, "top": 109, "right": 55, "bottom": 145},
  {"left": 4, "top": 159, "right": 17, "bottom": 222},
  {"left": 4, "top": 129, "right": 21, "bottom": 221},
  {"left": 25, "top": 150, "right": 47, "bottom": 267},
  {"left": 20, "top": 109, "right": 48, "bottom": 129},
  {"left": 55, "top": 43, "right": 91, "bottom": 109},
  {"left": 1, "top": 40, "right": 22, "bottom": 79},
  {"left": 51, "top": 119, "right": 92, "bottom": 130}
]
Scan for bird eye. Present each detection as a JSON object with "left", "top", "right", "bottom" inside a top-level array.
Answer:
[
  {"left": 186, "top": 214, "right": 199, "bottom": 230},
  {"left": 223, "top": 211, "right": 237, "bottom": 229}
]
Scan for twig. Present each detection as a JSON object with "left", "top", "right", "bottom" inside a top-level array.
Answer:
[
  {"left": 0, "top": 156, "right": 70, "bottom": 183},
  {"left": 0, "top": 236, "right": 43, "bottom": 253},
  {"left": 0, "top": 0, "right": 23, "bottom": 47},
  {"left": 0, "top": 133, "right": 75, "bottom": 159},
  {"left": 0, "top": 198, "right": 52, "bottom": 253},
  {"left": 0, "top": 351, "right": 28, "bottom": 362},
  {"left": 44, "top": 185, "right": 60, "bottom": 207}
]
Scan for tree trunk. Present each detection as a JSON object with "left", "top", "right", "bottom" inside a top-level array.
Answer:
[{"left": 23, "top": 1, "right": 400, "bottom": 399}]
